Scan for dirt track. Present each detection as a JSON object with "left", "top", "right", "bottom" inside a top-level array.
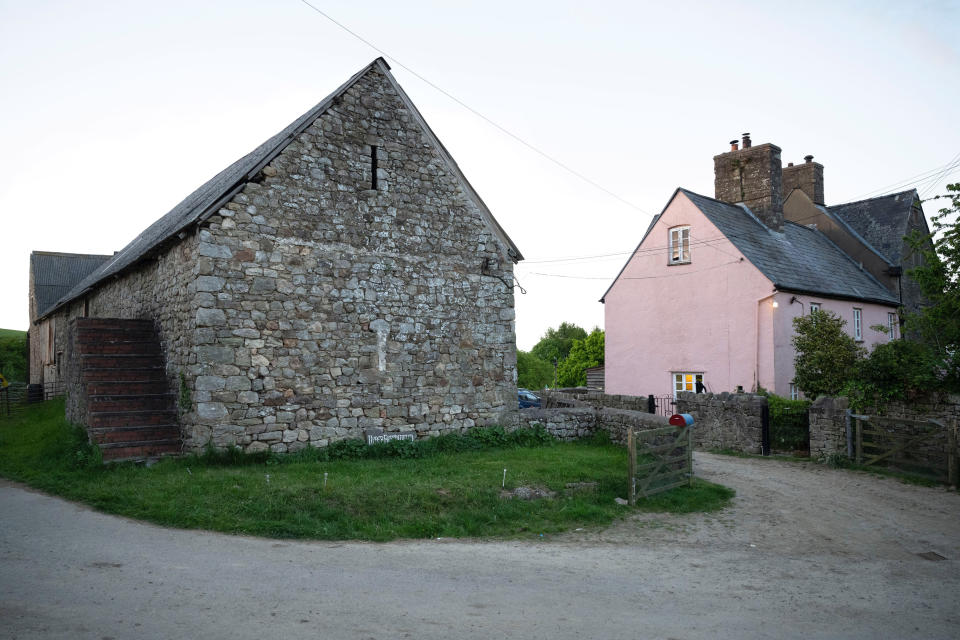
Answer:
[{"left": 2, "top": 453, "right": 959, "bottom": 639}]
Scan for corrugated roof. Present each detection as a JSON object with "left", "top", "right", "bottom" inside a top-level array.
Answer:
[
  {"left": 30, "top": 251, "right": 111, "bottom": 318},
  {"left": 826, "top": 189, "right": 918, "bottom": 265},
  {"left": 40, "top": 57, "right": 521, "bottom": 319},
  {"left": 680, "top": 189, "right": 899, "bottom": 305}
]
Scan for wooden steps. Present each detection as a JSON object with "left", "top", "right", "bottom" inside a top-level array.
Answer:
[{"left": 75, "top": 318, "right": 181, "bottom": 462}]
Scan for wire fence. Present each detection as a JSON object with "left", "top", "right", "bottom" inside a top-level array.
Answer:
[{"left": 0, "top": 381, "right": 65, "bottom": 421}]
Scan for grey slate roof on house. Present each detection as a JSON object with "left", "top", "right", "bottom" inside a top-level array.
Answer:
[
  {"left": 680, "top": 189, "right": 899, "bottom": 305},
  {"left": 39, "top": 57, "right": 521, "bottom": 319},
  {"left": 601, "top": 189, "right": 900, "bottom": 305},
  {"left": 30, "top": 252, "right": 111, "bottom": 318},
  {"left": 826, "top": 189, "right": 918, "bottom": 266}
]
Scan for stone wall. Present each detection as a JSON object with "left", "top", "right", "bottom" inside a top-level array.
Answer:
[
  {"left": 501, "top": 406, "right": 670, "bottom": 444},
  {"left": 58, "top": 234, "right": 199, "bottom": 426},
  {"left": 542, "top": 388, "right": 652, "bottom": 412},
  {"left": 810, "top": 394, "right": 960, "bottom": 474},
  {"left": 808, "top": 395, "right": 850, "bottom": 458},
  {"left": 182, "top": 65, "right": 516, "bottom": 453},
  {"left": 675, "top": 391, "right": 767, "bottom": 453}
]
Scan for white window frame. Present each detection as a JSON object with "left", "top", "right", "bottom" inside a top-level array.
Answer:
[
  {"left": 853, "top": 308, "right": 863, "bottom": 341},
  {"left": 673, "top": 372, "right": 703, "bottom": 398},
  {"left": 669, "top": 226, "right": 691, "bottom": 264},
  {"left": 809, "top": 302, "right": 821, "bottom": 314},
  {"left": 790, "top": 383, "right": 799, "bottom": 400},
  {"left": 888, "top": 312, "right": 898, "bottom": 339}
]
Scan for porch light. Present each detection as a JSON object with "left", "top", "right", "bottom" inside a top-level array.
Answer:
[{"left": 772, "top": 300, "right": 779, "bottom": 308}]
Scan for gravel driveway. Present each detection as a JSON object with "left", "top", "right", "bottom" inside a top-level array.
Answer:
[{"left": 2, "top": 453, "right": 958, "bottom": 639}]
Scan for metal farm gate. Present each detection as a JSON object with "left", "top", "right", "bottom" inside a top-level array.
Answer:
[{"left": 626, "top": 422, "right": 694, "bottom": 504}]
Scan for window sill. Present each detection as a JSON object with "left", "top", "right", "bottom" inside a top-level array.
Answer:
[{"left": 667, "top": 260, "right": 691, "bottom": 266}]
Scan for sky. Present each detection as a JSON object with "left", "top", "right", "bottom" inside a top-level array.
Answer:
[{"left": 1, "top": 0, "right": 958, "bottom": 349}]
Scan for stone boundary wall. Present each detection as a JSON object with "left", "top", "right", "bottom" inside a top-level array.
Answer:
[
  {"left": 541, "top": 388, "right": 651, "bottom": 412},
  {"left": 500, "top": 406, "right": 669, "bottom": 444},
  {"left": 810, "top": 394, "right": 960, "bottom": 472},
  {"left": 538, "top": 389, "right": 766, "bottom": 453},
  {"left": 808, "top": 396, "right": 850, "bottom": 458},
  {"left": 675, "top": 391, "right": 767, "bottom": 453}
]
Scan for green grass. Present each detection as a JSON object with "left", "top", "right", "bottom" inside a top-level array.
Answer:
[
  {"left": 0, "top": 328, "right": 27, "bottom": 382},
  {"left": 0, "top": 400, "right": 734, "bottom": 541}
]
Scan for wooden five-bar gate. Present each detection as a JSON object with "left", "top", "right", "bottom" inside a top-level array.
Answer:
[
  {"left": 626, "top": 422, "right": 694, "bottom": 504},
  {"left": 852, "top": 414, "right": 959, "bottom": 485}
]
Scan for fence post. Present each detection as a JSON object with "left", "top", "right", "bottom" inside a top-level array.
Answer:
[
  {"left": 855, "top": 418, "right": 863, "bottom": 464},
  {"left": 948, "top": 418, "right": 958, "bottom": 489},
  {"left": 647, "top": 395, "right": 655, "bottom": 414},
  {"left": 687, "top": 425, "right": 694, "bottom": 487},
  {"left": 627, "top": 428, "right": 636, "bottom": 506},
  {"left": 760, "top": 403, "right": 770, "bottom": 456}
]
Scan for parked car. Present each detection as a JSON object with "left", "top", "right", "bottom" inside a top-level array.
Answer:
[{"left": 518, "top": 388, "right": 541, "bottom": 409}]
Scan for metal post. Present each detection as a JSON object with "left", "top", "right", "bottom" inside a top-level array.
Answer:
[
  {"left": 761, "top": 402, "right": 770, "bottom": 456},
  {"left": 948, "top": 418, "right": 958, "bottom": 489},
  {"left": 845, "top": 409, "right": 853, "bottom": 459},
  {"left": 627, "top": 428, "right": 636, "bottom": 506},
  {"left": 855, "top": 418, "right": 863, "bottom": 464}
]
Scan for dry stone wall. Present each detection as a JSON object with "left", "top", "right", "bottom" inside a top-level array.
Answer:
[
  {"left": 185, "top": 66, "right": 517, "bottom": 452},
  {"left": 501, "top": 407, "right": 669, "bottom": 444},
  {"left": 675, "top": 391, "right": 766, "bottom": 453}
]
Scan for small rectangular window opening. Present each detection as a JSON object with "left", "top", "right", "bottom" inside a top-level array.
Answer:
[
  {"left": 669, "top": 226, "right": 690, "bottom": 264},
  {"left": 853, "top": 308, "right": 863, "bottom": 341},
  {"left": 370, "top": 145, "right": 378, "bottom": 190}
]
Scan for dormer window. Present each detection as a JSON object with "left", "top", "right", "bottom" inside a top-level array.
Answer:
[{"left": 669, "top": 226, "right": 690, "bottom": 264}]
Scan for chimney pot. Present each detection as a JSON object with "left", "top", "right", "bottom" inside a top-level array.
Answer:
[
  {"left": 730, "top": 140, "right": 739, "bottom": 151},
  {"left": 787, "top": 162, "right": 794, "bottom": 167},
  {"left": 804, "top": 154, "right": 814, "bottom": 163},
  {"left": 742, "top": 132, "right": 752, "bottom": 149}
]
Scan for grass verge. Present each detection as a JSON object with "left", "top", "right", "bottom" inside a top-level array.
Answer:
[{"left": 0, "top": 400, "right": 734, "bottom": 541}]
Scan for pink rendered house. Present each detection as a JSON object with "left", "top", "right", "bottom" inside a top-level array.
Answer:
[{"left": 602, "top": 134, "right": 928, "bottom": 399}]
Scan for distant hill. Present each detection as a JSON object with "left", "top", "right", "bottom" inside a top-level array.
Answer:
[{"left": 0, "top": 328, "right": 27, "bottom": 382}]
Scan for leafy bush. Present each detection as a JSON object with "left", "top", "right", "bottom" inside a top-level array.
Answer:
[
  {"left": 517, "top": 350, "right": 553, "bottom": 389},
  {"left": 557, "top": 328, "right": 604, "bottom": 387},
  {"left": 841, "top": 339, "right": 940, "bottom": 410},
  {"left": 792, "top": 311, "right": 864, "bottom": 398}
]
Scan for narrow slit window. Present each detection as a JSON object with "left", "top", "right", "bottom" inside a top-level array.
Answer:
[
  {"left": 853, "top": 308, "right": 862, "bottom": 341},
  {"left": 370, "top": 145, "right": 378, "bottom": 190}
]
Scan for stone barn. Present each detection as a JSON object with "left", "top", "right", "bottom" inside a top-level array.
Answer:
[{"left": 35, "top": 58, "right": 522, "bottom": 459}]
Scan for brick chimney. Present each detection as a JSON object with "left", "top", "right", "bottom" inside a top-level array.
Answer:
[
  {"left": 714, "top": 133, "right": 783, "bottom": 231},
  {"left": 782, "top": 154, "right": 825, "bottom": 205}
]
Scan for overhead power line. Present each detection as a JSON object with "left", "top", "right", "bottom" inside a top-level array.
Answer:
[{"left": 297, "top": 0, "right": 652, "bottom": 215}]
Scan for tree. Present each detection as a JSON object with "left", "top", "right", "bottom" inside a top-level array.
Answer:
[
  {"left": 516, "top": 350, "right": 553, "bottom": 390},
  {"left": 557, "top": 328, "right": 604, "bottom": 387},
  {"left": 843, "top": 339, "right": 939, "bottom": 408},
  {"left": 905, "top": 183, "right": 960, "bottom": 390},
  {"left": 530, "top": 322, "right": 587, "bottom": 366},
  {"left": 792, "top": 310, "right": 864, "bottom": 398}
]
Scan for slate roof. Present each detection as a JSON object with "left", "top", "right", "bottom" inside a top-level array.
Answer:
[
  {"left": 602, "top": 189, "right": 900, "bottom": 306},
  {"left": 826, "top": 189, "right": 918, "bottom": 266},
  {"left": 39, "top": 57, "right": 521, "bottom": 319},
  {"left": 30, "top": 251, "right": 111, "bottom": 318}
]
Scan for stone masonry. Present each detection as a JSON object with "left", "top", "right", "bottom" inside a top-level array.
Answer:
[{"left": 51, "top": 60, "right": 520, "bottom": 453}]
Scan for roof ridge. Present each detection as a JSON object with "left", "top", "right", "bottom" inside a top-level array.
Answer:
[
  {"left": 30, "top": 250, "right": 113, "bottom": 258},
  {"left": 827, "top": 188, "right": 917, "bottom": 209}
]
